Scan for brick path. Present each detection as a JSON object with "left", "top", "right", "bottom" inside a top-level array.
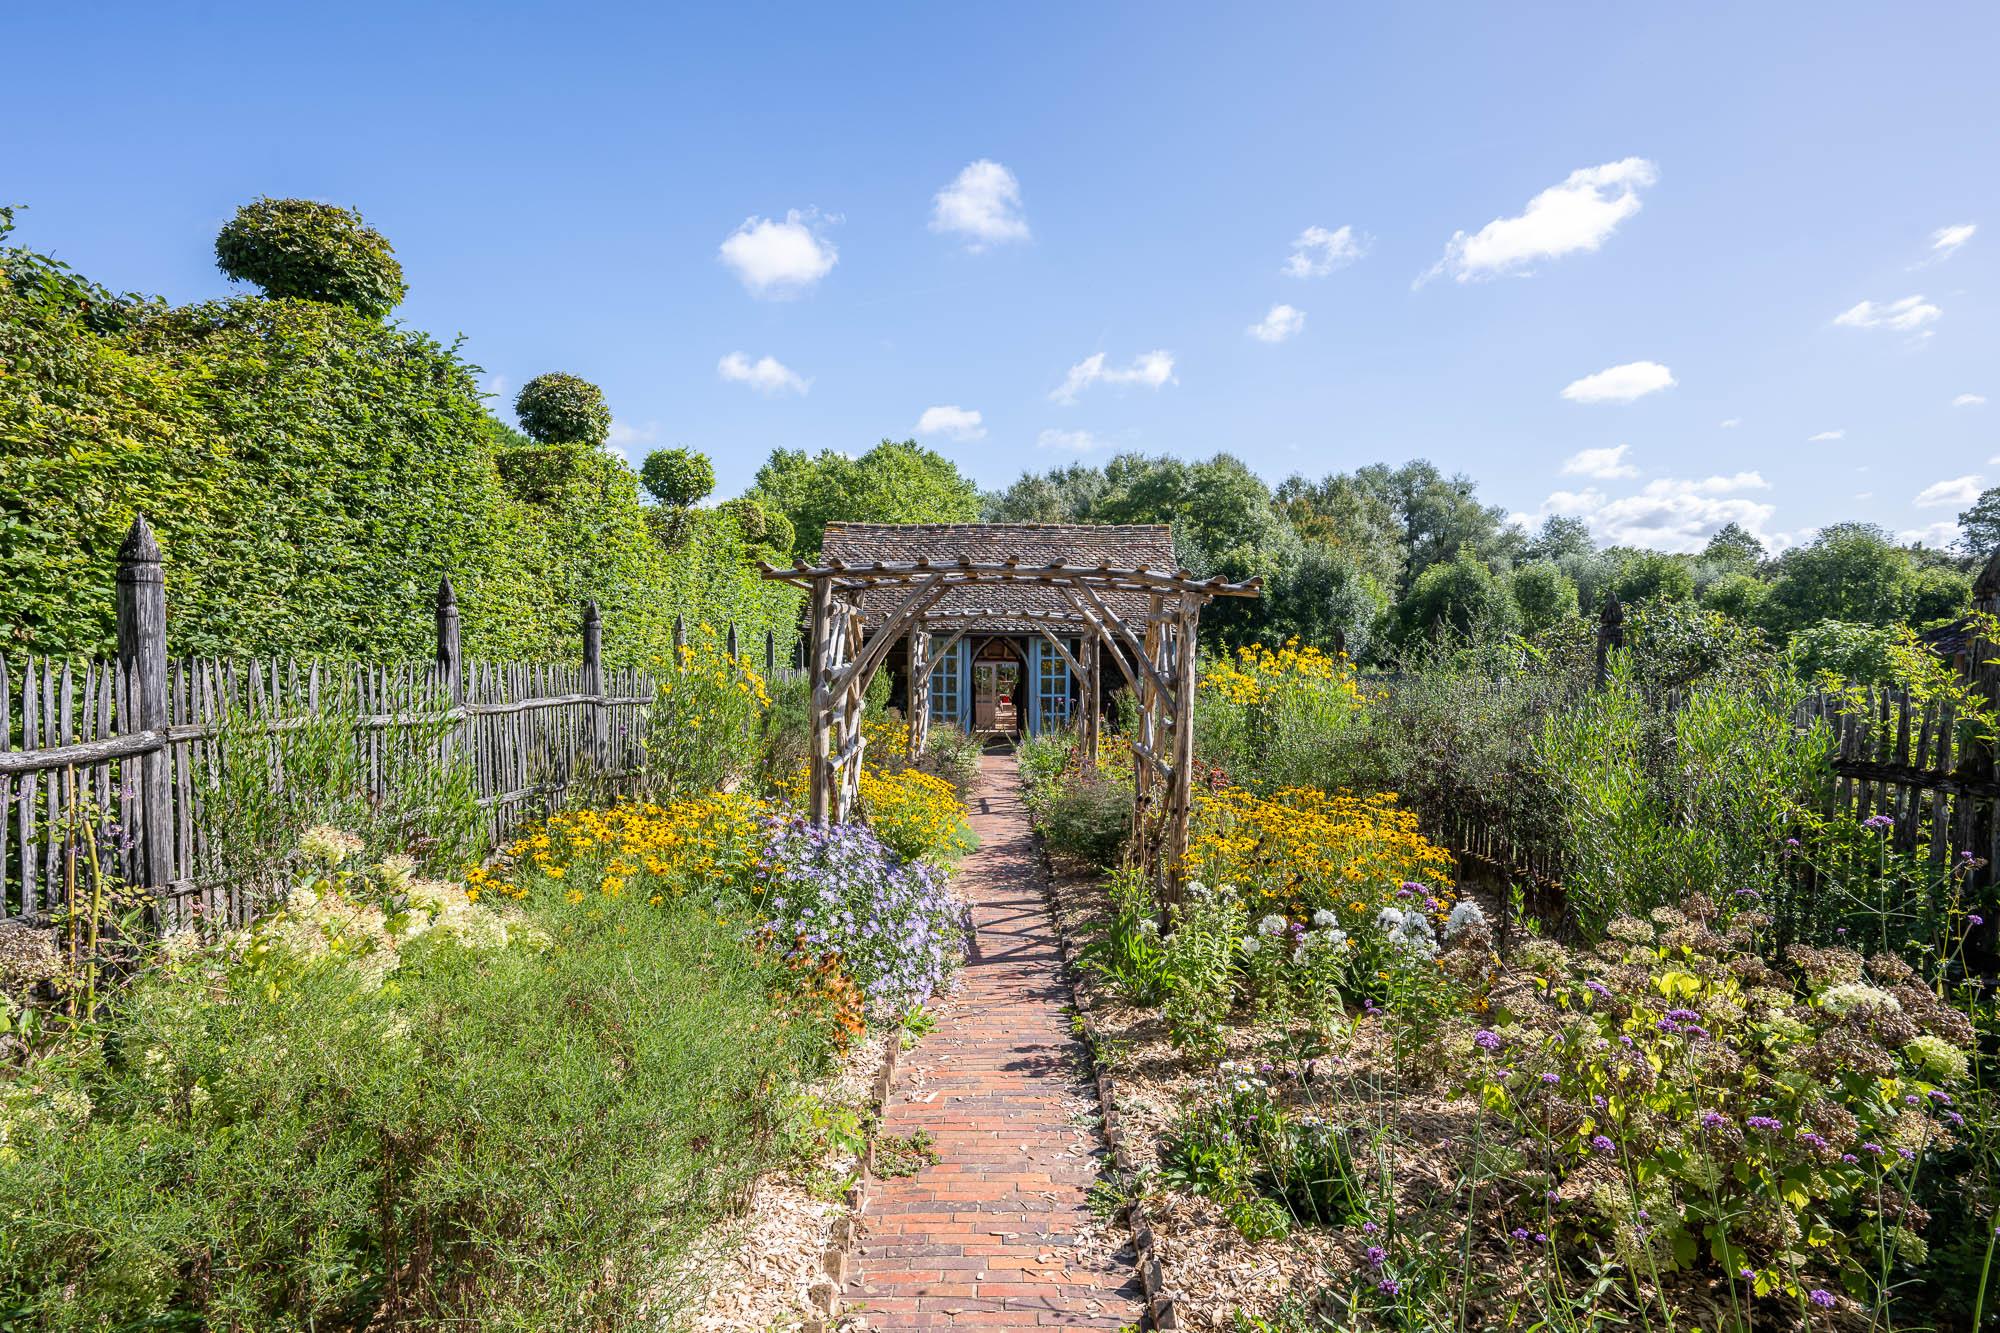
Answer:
[{"left": 846, "top": 752, "right": 1146, "bottom": 1329}]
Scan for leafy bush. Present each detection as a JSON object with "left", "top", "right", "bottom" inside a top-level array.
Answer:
[
  {"left": 1037, "top": 774, "right": 1132, "bottom": 868},
  {"left": 1458, "top": 895, "right": 1974, "bottom": 1313},
  {"left": 1162, "top": 1065, "right": 1374, "bottom": 1240},
  {"left": 649, "top": 636, "right": 772, "bottom": 795},
  {"left": 1196, "top": 640, "right": 1375, "bottom": 792},
  {"left": 514, "top": 371, "right": 611, "bottom": 447},
  {"left": 213, "top": 197, "right": 406, "bottom": 316},
  {"left": 0, "top": 842, "right": 840, "bottom": 1329},
  {"left": 641, "top": 447, "right": 716, "bottom": 506}
]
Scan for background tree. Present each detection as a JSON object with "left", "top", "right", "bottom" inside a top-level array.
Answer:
[
  {"left": 748, "top": 439, "right": 980, "bottom": 557},
  {"left": 1759, "top": 523, "right": 1918, "bottom": 633},
  {"left": 1959, "top": 485, "right": 2000, "bottom": 559},
  {"left": 1511, "top": 561, "right": 1580, "bottom": 636},
  {"left": 1702, "top": 521, "right": 1767, "bottom": 572},
  {"left": 1397, "top": 544, "right": 1517, "bottom": 643},
  {"left": 1702, "top": 571, "right": 1768, "bottom": 623},
  {"left": 1356, "top": 460, "right": 1520, "bottom": 596},
  {"left": 214, "top": 198, "right": 406, "bottom": 317},
  {"left": 515, "top": 372, "right": 611, "bottom": 447},
  {"left": 1608, "top": 549, "right": 1696, "bottom": 606},
  {"left": 1273, "top": 471, "right": 1407, "bottom": 595},
  {"left": 640, "top": 447, "right": 716, "bottom": 507}
]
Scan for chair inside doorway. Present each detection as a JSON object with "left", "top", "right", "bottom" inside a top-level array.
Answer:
[{"left": 972, "top": 637, "right": 1022, "bottom": 736}]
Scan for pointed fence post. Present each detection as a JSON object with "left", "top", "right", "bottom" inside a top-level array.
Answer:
[
  {"left": 582, "top": 601, "right": 606, "bottom": 772},
  {"left": 116, "top": 516, "right": 173, "bottom": 912},
  {"left": 765, "top": 628, "right": 776, "bottom": 678},
  {"left": 434, "top": 577, "right": 462, "bottom": 701},
  {"left": 1594, "top": 593, "right": 1625, "bottom": 690},
  {"left": 673, "top": 614, "right": 687, "bottom": 657},
  {"left": 727, "top": 621, "right": 739, "bottom": 661}
]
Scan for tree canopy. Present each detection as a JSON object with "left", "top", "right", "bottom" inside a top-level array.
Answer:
[{"left": 748, "top": 440, "right": 981, "bottom": 557}]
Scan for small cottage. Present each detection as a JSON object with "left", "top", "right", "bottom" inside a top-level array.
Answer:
[{"left": 817, "top": 521, "right": 1174, "bottom": 737}]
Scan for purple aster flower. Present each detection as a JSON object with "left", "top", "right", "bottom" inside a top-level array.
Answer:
[
  {"left": 1591, "top": 1134, "right": 1616, "bottom": 1154},
  {"left": 1509, "top": 1228, "right": 1531, "bottom": 1241},
  {"left": 1365, "top": 1245, "right": 1387, "bottom": 1268},
  {"left": 1701, "top": 1110, "right": 1729, "bottom": 1130},
  {"left": 1861, "top": 1141, "right": 1884, "bottom": 1156},
  {"left": 1740, "top": 1268, "right": 1756, "bottom": 1281},
  {"left": 1972, "top": 914, "right": 1986, "bottom": 926},
  {"left": 1378, "top": 1278, "right": 1401, "bottom": 1296},
  {"left": 1809, "top": 1289, "right": 1836, "bottom": 1309},
  {"left": 1841, "top": 1153, "right": 1859, "bottom": 1164},
  {"left": 1666, "top": 1008, "right": 1702, "bottom": 1022},
  {"left": 1534, "top": 1232, "right": 1548, "bottom": 1244},
  {"left": 1474, "top": 1029, "right": 1503, "bottom": 1051},
  {"left": 1747, "top": 1116, "right": 1783, "bottom": 1131},
  {"left": 1361, "top": 1221, "right": 1378, "bottom": 1234}
]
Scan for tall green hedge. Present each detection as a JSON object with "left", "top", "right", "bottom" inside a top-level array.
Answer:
[{"left": 0, "top": 216, "right": 796, "bottom": 667}]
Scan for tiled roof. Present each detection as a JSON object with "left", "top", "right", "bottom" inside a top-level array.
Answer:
[{"left": 819, "top": 522, "right": 1174, "bottom": 632}]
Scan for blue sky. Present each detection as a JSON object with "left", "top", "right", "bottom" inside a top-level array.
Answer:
[{"left": 6, "top": 2, "right": 1995, "bottom": 552}]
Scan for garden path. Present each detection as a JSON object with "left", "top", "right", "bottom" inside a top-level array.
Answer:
[{"left": 845, "top": 753, "right": 1146, "bottom": 1329}]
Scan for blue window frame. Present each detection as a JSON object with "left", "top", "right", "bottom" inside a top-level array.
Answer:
[
  {"left": 928, "top": 638, "right": 966, "bottom": 728},
  {"left": 1032, "top": 637, "right": 1076, "bottom": 733}
]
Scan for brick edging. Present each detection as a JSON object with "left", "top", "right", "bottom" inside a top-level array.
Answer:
[
  {"left": 1033, "top": 844, "right": 1183, "bottom": 1332},
  {"left": 804, "top": 1032, "right": 901, "bottom": 1333}
]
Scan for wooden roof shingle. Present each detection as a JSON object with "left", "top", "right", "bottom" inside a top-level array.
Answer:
[{"left": 818, "top": 522, "right": 1174, "bottom": 632}]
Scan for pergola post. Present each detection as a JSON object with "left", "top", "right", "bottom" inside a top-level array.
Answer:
[
  {"left": 807, "top": 575, "right": 835, "bottom": 824},
  {"left": 1081, "top": 632, "right": 1101, "bottom": 774},
  {"left": 1163, "top": 592, "right": 1200, "bottom": 896},
  {"left": 907, "top": 624, "right": 930, "bottom": 759}
]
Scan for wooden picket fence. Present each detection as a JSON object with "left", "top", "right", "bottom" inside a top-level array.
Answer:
[{"left": 0, "top": 518, "right": 801, "bottom": 927}]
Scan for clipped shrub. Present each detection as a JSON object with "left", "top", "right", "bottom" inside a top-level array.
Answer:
[
  {"left": 515, "top": 371, "right": 611, "bottom": 446},
  {"left": 642, "top": 447, "right": 717, "bottom": 507},
  {"left": 214, "top": 197, "right": 406, "bottom": 316}
]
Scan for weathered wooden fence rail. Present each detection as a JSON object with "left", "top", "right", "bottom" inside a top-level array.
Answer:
[{"left": 2, "top": 517, "right": 801, "bottom": 926}]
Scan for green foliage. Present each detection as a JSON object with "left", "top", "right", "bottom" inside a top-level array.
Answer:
[
  {"left": 1464, "top": 900, "right": 1973, "bottom": 1310},
  {"left": 640, "top": 447, "right": 716, "bottom": 507},
  {"left": 0, "top": 851, "right": 840, "bottom": 1329},
  {"left": 1398, "top": 544, "right": 1516, "bottom": 643},
  {"left": 1760, "top": 523, "right": 1945, "bottom": 634},
  {"left": 1702, "top": 520, "right": 1767, "bottom": 571},
  {"left": 1034, "top": 773, "right": 1131, "bottom": 868},
  {"left": 649, "top": 636, "right": 771, "bottom": 795},
  {"left": 1960, "top": 485, "right": 2000, "bottom": 559},
  {"left": 213, "top": 197, "right": 406, "bottom": 316},
  {"left": 1608, "top": 548, "right": 1695, "bottom": 606},
  {"left": 1533, "top": 656, "right": 1827, "bottom": 932},
  {"left": 1701, "top": 570, "right": 1767, "bottom": 622},
  {"left": 1509, "top": 561, "right": 1579, "bottom": 636},
  {"left": 514, "top": 371, "right": 611, "bottom": 447},
  {"left": 749, "top": 439, "right": 981, "bottom": 557},
  {"left": 1, "top": 219, "right": 798, "bottom": 662},
  {"left": 1789, "top": 618, "right": 1896, "bottom": 683},
  {"left": 1161, "top": 1068, "right": 1373, "bottom": 1240}
]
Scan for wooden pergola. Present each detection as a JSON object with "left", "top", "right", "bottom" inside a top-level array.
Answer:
[{"left": 760, "top": 547, "right": 1260, "bottom": 877}]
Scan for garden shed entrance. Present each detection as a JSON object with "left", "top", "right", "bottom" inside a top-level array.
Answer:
[{"left": 761, "top": 521, "right": 1260, "bottom": 877}]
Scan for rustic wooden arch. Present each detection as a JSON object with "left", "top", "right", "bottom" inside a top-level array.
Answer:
[{"left": 760, "top": 555, "right": 1260, "bottom": 877}]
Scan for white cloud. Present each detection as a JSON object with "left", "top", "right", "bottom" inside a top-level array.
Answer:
[
  {"left": 930, "top": 160, "right": 1029, "bottom": 250},
  {"left": 717, "top": 352, "right": 810, "bottom": 396},
  {"left": 916, "top": 405, "right": 985, "bottom": 440},
  {"left": 480, "top": 373, "right": 510, "bottom": 402},
  {"left": 1913, "top": 474, "right": 1982, "bottom": 508},
  {"left": 1855, "top": 491, "right": 1874, "bottom": 500},
  {"left": 1954, "top": 393, "right": 1986, "bottom": 407},
  {"left": 1932, "top": 223, "right": 1976, "bottom": 259},
  {"left": 1246, "top": 303, "right": 1305, "bottom": 343},
  {"left": 607, "top": 420, "right": 659, "bottom": 448},
  {"left": 1560, "top": 360, "right": 1676, "bottom": 404},
  {"left": 1719, "top": 417, "right": 1741, "bottom": 429},
  {"left": 1833, "top": 294, "right": 1940, "bottom": 334},
  {"left": 1050, "top": 350, "right": 1176, "bottom": 404},
  {"left": 1560, "top": 444, "right": 1639, "bottom": 480},
  {"left": 1807, "top": 429, "right": 1845, "bottom": 442},
  {"left": 1284, "top": 225, "right": 1365, "bottom": 278},
  {"left": 718, "top": 209, "right": 838, "bottom": 297},
  {"left": 1422, "top": 157, "right": 1657, "bottom": 284},
  {"left": 1901, "top": 520, "right": 1962, "bottom": 547},
  {"left": 1037, "top": 428, "right": 1102, "bottom": 452},
  {"left": 1526, "top": 472, "right": 1776, "bottom": 553}
]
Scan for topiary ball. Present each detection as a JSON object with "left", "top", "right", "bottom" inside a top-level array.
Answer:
[
  {"left": 716, "top": 496, "right": 770, "bottom": 546},
  {"left": 760, "top": 508, "right": 796, "bottom": 559},
  {"left": 641, "top": 448, "right": 716, "bottom": 507},
  {"left": 215, "top": 197, "right": 407, "bottom": 317},
  {"left": 515, "top": 372, "right": 612, "bottom": 447}
]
